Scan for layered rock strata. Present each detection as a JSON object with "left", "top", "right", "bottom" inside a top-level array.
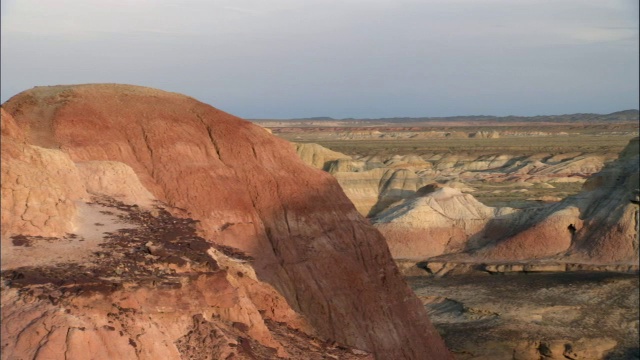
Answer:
[
  {"left": 294, "top": 142, "right": 351, "bottom": 170},
  {"left": 475, "top": 137, "right": 639, "bottom": 263},
  {"left": 373, "top": 137, "right": 639, "bottom": 266},
  {"left": 293, "top": 142, "right": 614, "bottom": 218},
  {"left": 372, "top": 184, "right": 514, "bottom": 260}
]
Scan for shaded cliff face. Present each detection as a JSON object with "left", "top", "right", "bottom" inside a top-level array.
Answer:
[
  {"left": 564, "top": 137, "right": 639, "bottom": 263},
  {"left": 1, "top": 84, "right": 451, "bottom": 359}
]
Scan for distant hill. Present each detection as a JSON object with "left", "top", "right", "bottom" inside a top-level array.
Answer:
[
  {"left": 251, "top": 110, "right": 639, "bottom": 125},
  {"left": 300, "top": 116, "right": 335, "bottom": 120}
]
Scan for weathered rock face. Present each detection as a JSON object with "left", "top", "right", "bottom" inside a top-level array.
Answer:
[
  {"left": 372, "top": 184, "right": 514, "bottom": 260},
  {"left": 76, "top": 161, "right": 157, "bottom": 208},
  {"left": 469, "top": 130, "right": 500, "bottom": 139},
  {"left": 1, "top": 108, "right": 88, "bottom": 238},
  {"left": 334, "top": 167, "right": 428, "bottom": 217},
  {"left": 293, "top": 144, "right": 429, "bottom": 217},
  {"left": 329, "top": 167, "right": 389, "bottom": 215},
  {"left": 0, "top": 197, "right": 359, "bottom": 359},
  {"left": 370, "top": 138, "right": 639, "bottom": 266},
  {"left": 473, "top": 137, "right": 639, "bottom": 263},
  {"left": 294, "top": 142, "right": 351, "bottom": 170},
  {"left": 476, "top": 205, "right": 583, "bottom": 260},
  {"left": 1, "top": 84, "right": 451, "bottom": 359},
  {"left": 565, "top": 137, "right": 639, "bottom": 263},
  {"left": 292, "top": 143, "right": 611, "bottom": 220}
]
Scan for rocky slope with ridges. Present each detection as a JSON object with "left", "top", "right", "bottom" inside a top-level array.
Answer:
[
  {"left": 471, "top": 137, "right": 639, "bottom": 263},
  {"left": 1, "top": 84, "right": 451, "bottom": 359},
  {"left": 374, "top": 137, "right": 639, "bottom": 267},
  {"left": 292, "top": 143, "right": 616, "bottom": 217},
  {"left": 372, "top": 184, "right": 515, "bottom": 260}
]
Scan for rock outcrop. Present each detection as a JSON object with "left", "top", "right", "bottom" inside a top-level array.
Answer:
[
  {"left": 334, "top": 167, "right": 429, "bottom": 217},
  {"left": 294, "top": 142, "right": 351, "bottom": 170},
  {"left": 379, "top": 137, "right": 639, "bottom": 266},
  {"left": 1, "top": 84, "right": 451, "bottom": 359},
  {"left": 76, "top": 161, "right": 157, "bottom": 208},
  {"left": 291, "top": 144, "right": 430, "bottom": 216},
  {"left": 562, "top": 137, "right": 639, "bottom": 263},
  {"left": 292, "top": 143, "right": 613, "bottom": 219},
  {"left": 1, "top": 108, "right": 88, "bottom": 238},
  {"left": 469, "top": 130, "right": 500, "bottom": 139},
  {"left": 474, "top": 137, "right": 639, "bottom": 263},
  {"left": 372, "top": 184, "right": 514, "bottom": 259}
]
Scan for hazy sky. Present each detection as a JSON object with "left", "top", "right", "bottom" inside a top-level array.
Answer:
[{"left": 1, "top": 0, "right": 638, "bottom": 118}]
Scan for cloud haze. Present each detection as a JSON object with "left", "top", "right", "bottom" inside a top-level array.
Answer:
[{"left": 1, "top": 0, "right": 638, "bottom": 118}]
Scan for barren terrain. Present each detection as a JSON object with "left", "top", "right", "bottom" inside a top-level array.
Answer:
[
  {"left": 256, "top": 116, "right": 637, "bottom": 212},
  {"left": 258, "top": 114, "right": 640, "bottom": 359},
  {"left": 410, "top": 272, "right": 639, "bottom": 360}
]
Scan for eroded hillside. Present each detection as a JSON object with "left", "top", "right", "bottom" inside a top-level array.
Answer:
[{"left": 0, "top": 84, "right": 452, "bottom": 360}]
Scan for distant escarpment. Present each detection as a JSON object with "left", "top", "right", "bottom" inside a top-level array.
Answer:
[
  {"left": 253, "top": 109, "right": 640, "bottom": 126},
  {"left": 1, "top": 84, "right": 451, "bottom": 359}
]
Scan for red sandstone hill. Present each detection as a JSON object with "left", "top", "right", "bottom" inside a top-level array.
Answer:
[{"left": 0, "top": 84, "right": 451, "bottom": 359}]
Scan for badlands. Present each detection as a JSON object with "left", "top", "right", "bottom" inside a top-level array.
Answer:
[
  {"left": 257, "top": 113, "right": 640, "bottom": 359},
  {"left": 1, "top": 83, "right": 637, "bottom": 360},
  {"left": 271, "top": 117, "right": 639, "bottom": 266}
]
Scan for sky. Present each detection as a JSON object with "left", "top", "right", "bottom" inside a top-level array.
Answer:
[{"left": 1, "top": 0, "right": 638, "bottom": 118}]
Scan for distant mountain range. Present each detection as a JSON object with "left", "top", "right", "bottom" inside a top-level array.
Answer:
[{"left": 251, "top": 109, "right": 639, "bottom": 124}]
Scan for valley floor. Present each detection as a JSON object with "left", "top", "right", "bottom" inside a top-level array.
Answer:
[{"left": 408, "top": 272, "right": 640, "bottom": 360}]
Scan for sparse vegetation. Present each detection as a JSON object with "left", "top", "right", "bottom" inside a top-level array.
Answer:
[
  {"left": 295, "top": 134, "right": 635, "bottom": 158},
  {"left": 268, "top": 119, "right": 636, "bottom": 209}
]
